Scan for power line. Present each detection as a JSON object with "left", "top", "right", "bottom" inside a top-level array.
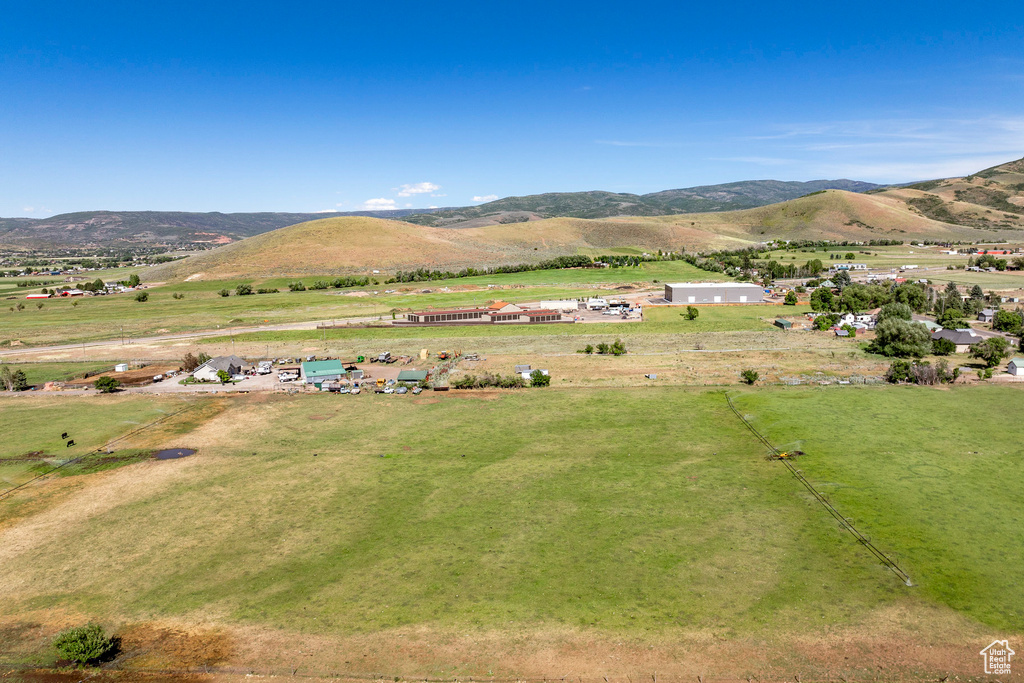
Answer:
[
  {"left": 0, "top": 404, "right": 197, "bottom": 503},
  {"left": 725, "top": 393, "right": 912, "bottom": 586}
]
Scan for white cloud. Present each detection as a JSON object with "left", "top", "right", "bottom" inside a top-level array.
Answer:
[
  {"left": 472, "top": 194, "right": 499, "bottom": 202},
  {"left": 396, "top": 182, "right": 441, "bottom": 197},
  {"left": 362, "top": 198, "right": 398, "bottom": 210},
  {"left": 22, "top": 206, "right": 34, "bottom": 213},
  {"left": 428, "top": 205, "right": 438, "bottom": 209},
  {"left": 431, "top": 193, "right": 446, "bottom": 197},
  {"left": 313, "top": 209, "right": 340, "bottom": 213}
]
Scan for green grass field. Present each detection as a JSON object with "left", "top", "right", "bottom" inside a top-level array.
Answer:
[
  {"left": 1, "top": 385, "right": 1020, "bottom": 675},
  {"left": 0, "top": 261, "right": 730, "bottom": 348}
]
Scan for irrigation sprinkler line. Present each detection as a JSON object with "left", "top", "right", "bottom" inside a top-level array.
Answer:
[
  {"left": 725, "top": 393, "right": 913, "bottom": 587},
  {"left": 0, "top": 404, "right": 198, "bottom": 503}
]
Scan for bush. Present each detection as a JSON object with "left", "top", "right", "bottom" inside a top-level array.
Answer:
[
  {"left": 813, "top": 313, "right": 840, "bottom": 331},
  {"left": 235, "top": 283, "right": 253, "bottom": 296},
  {"left": 932, "top": 337, "right": 956, "bottom": 356},
  {"left": 134, "top": 292, "right": 148, "bottom": 302},
  {"left": 288, "top": 281, "right": 306, "bottom": 292},
  {"left": 218, "top": 289, "right": 231, "bottom": 297},
  {"left": 740, "top": 369, "right": 759, "bottom": 385},
  {"left": 784, "top": 291, "right": 798, "bottom": 305},
  {"left": 257, "top": 287, "right": 279, "bottom": 294},
  {"left": 529, "top": 369, "right": 551, "bottom": 387},
  {"left": 94, "top": 376, "right": 121, "bottom": 393},
  {"left": 172, "top": 292, "right": 184, "bottom": 299},
  {"left": 310, "top": 280, "right": 331, "bottom": 290},
  {"left": 53, "top": 624, "right": 115, "bottom": 664}
]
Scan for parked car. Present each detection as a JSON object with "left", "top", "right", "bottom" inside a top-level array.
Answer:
[
  {"left": 412, "top": 386, "right": 423, "bottom": 395},
  {"left": 231, "top": 374, "right": 246, "bottom": 381},
  {"left": 152, "top": 374, "right": 164, "bottom": 382},
  {"left": 383, "top": 387, "right": 395, "bottom": 394},
  {"left": 396, "top": 386, "right": 408, "bottom": 394},
  {"left": 350, "top": 387, "right": 360, "bottom": 394}
]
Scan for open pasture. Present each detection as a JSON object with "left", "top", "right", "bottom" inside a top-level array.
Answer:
[{"left": 0, "top": 386, "right": 1019, "bottom": 678}]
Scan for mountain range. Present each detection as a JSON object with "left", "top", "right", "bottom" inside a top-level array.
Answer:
[
  {"left": 144, "top": 158, "right": 1024, "bottom": 282},
  {"left": 0, "top": 179, "right": 881, "bottom": 248}
]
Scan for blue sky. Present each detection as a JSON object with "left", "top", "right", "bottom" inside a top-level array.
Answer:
[{"left": 2, "top": 1, "right": 1023, "bottom": 217}]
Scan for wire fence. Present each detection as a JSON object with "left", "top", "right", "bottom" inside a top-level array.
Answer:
[
  {"left": 724, "top": 393, "right": 912, "bottom": 586},
  {"left": 0, "top": 404, "right": 197, "bottom": 502}
]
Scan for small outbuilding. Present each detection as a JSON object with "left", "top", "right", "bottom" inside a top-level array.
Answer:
[
  {"left": 396, "top": 369, "right": 428, "bottom": 383},
  {"left": 774, "top": 318, "right": 793, "bottom": 330},
  {"left": 300, "top": 359, "right": 346, "bottom": 388},
  {"left": 1008, "top": 358, "right": 1024, "bottom": 376},
  {"left": 978, "top": 308, "right": 997, "bottom": 323}
]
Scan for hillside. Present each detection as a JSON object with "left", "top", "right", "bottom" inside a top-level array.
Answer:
[
  {"left": 870, "top": 157, "right": 1024, "bottom": 233},
  {"left": 144, "top": 189, "right": 1014, "bottom": 282},
  {"left": 0, "top": 208, "right": 444, "bottom": 248},
  {"left": 402, "top": 179, "right": 882, "bottom": 228}
]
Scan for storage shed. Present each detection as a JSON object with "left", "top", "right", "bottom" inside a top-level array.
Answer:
[
  {"left": 300, "top": 359, "right": 346, "bottom": 387},
  {"left": 396, "top": 369, "right": 428, "bottom": 383},
  {"left": 1008, "top": 358, "right": 1024, "bottom": 376},
  {"left": 664, "top": 282, "right": 765, "bottom": 304}
]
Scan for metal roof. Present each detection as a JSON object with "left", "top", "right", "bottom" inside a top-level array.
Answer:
[
  {"left": 302, "top": 360, "right": 346, "bottom": 377},
  {"left": 397, "top": 370, "right": 428, "bottom": 382}
]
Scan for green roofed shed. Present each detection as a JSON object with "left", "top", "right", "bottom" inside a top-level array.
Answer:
[
  {"left": 397, "top": 370, "right": 428, "bottom": 383},
  {"left": 774, "top": 318, "right": 793, "bottom": 330},
  {"left": 301, "top": 359, "right": 346, "bottom": 387}
]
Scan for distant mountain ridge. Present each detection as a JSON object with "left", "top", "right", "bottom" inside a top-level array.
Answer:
[
  {"left": 402, "top": 179, "right": 882, "bottom": 228},
  {"left": 0, "top": 208, "right": 447, "bottom": 248},
  {"left": 0, "top": 178, "right": 880, "bottom": 247}
]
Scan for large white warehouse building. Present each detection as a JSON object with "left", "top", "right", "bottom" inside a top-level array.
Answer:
[{"left": 664, "top": 282, "right": 765, "bottom": 304}]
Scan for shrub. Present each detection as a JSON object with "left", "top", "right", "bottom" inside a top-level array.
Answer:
[
  {"left": 53, "top": 624, "right": 115, "bottom": 665},
  {"left": 310, "top": 280, "right": 330, "bottom": 290},
  {"left": 683, "top": 306, "right": 699, "bottom": 320},
  {"left": 529, "top": 369, "right": 551, "bottom": 387},
  {"left": 36, "top": 302, "right": 44, "bottom": 309},
  {"left": 134, "top": 292, "right": 148, "bottom": 302},
  {"left": 235, "top": 283, "right": 253, "bottom": 296},
  {"left": 784, "top": 291, "right": 798, "bottom": 305},
  {"left": 740, "top": 369, "right": 759, "bottom": 385},
  {"left": 94, "top": 376, "right": 121, "bottom": 393},
  {"left": 218, "top": 289, "right": 230, "bottom": 297},
  {"left": 288, "top": 281, "right": 306, "bottom": 292},
  {"left": 813, "top": 313, "right": 840, "bottom": 331},
  {"left": 172, "top": 292, "right": 184, "bottom": 299},
  {"left": 256, "top": 287, "right": 279, "bottom": 294},
  {"left": 932, "top": 337, "right": 956, "bottom": 355}
]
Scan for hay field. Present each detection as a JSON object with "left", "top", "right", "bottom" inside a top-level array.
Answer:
[{"left": 0, "top": 386, "right": 1021, "bottom": 679}]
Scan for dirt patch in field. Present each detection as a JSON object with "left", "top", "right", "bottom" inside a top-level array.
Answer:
[
  {"left": 116, "top": 623, "right": 234, "bottom": 670},
  {"left": 307, "top": 414, "right": 334, "bottom": 420}
]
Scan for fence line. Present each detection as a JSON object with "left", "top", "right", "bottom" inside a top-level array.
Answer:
[
  {"left": 0, "top": 404, "right": 197, "bottom": 502},
  {"left": 724, "top": 393, "right": 912, "bottom": 586}
]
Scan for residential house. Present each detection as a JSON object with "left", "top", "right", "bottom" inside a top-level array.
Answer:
[
  {"left": 978, "top": 308, "right": 997, "bottom": 323},
  {"left": 931, "top": 329, "right": 983, "bottom": 354},
  {"left": 193, "top": 355, "right": 246, "bottom": 381}
]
